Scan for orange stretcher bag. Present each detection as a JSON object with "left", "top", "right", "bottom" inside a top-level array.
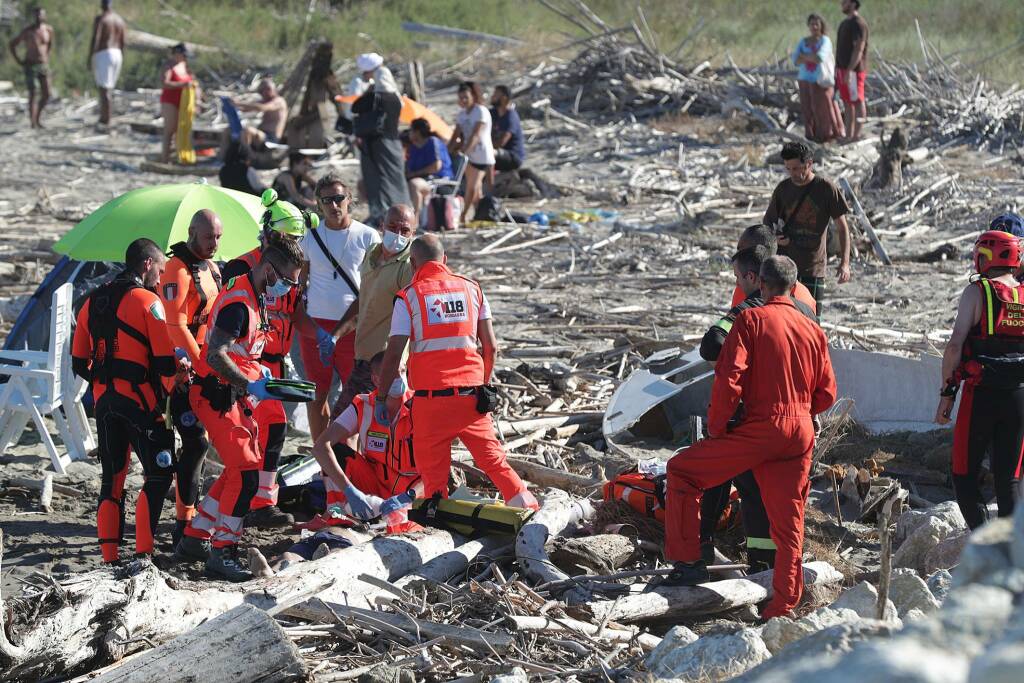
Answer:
[{"left": 603, "top": 469, "right": 666, "bottom": 522}]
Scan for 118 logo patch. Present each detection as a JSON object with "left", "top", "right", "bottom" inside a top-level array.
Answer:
[{"left": 427, "top": 292, "right": 469, "bottom": 324}]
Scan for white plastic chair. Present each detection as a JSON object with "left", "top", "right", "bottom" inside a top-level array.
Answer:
[{"left": 0, "top": 283, "right": 93, "bottom": 473}]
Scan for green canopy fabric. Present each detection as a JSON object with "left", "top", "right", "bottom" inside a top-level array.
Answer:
[{"left": 53, "top": 182, "right": 264, "bottom": 262}]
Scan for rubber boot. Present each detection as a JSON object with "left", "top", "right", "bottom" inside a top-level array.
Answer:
[
  {"left": 700, "top": 541, "right": 717, "bottom": 566},
  {"left": 244, "top": 505, "right": 295, "bottom": 529},
  {"left": 172, "top": 519, "right": 188, "bottom": 547},
  {"left": 206, "top": 545, "right": 253, "bottom": 582},
  {"left": 174, "top": 534, "right": 211, "bottom": 562}
]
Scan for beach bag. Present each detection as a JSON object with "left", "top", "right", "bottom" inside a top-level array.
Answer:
[
  {"left": 818, "top": 47, "right": 836, "bottom": 88},
  {"left": 424, "top": 195, "right": 462, "bottom": 231},
  {"left": 474, "top": 195, "right": 503, "bottom": 223},
  {"left": 603, "top": 469, "right": 666, "bottom": 522}
]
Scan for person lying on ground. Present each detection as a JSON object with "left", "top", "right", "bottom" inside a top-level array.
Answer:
[
  {"left": 248, "top": 526, "right": 374, "bottom": 577},
  {"left": 405, "top": 118, "right": 454, "bottom": 224},
  {"left": 490, "top": 85, "right": 525, "bottom": 172},
  {"left": 233, "top": 78, "right": 288, "bottom": 150},
  {"left": 273, "top": 152, "right": 318, "bottom": 209},
  {"left": 310, "top": 351, "right": 422, "bottom": 531}
]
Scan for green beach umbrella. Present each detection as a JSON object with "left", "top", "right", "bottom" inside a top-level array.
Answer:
[{"left": 53, "top": 182, "right": 265, "bottom": 262}]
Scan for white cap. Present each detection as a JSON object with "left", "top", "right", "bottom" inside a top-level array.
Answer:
[{"left": 356, "top": 53, "right": 384, "bottom": 73}]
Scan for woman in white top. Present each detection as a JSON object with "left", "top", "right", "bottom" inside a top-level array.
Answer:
[
  {"left": 450, "top": 81, "right": 495, "bottom": 224},
  {"left": 792, "top": 14, "right": 845, "bottom": 143}
]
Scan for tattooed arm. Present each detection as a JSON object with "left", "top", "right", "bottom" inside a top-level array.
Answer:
[{"left": 205, "top": 326, "right": 251, "bottom": 392}]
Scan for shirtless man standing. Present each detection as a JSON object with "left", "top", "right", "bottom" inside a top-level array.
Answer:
[
  {"left": 234, "top": 78, "right": 288, "bottom": 151},
  {"left": 9, "top": 7, "right": 54, "bottom": 129},
  {"left": 88, "top": 0, "right": 126, "bottom": 126}
]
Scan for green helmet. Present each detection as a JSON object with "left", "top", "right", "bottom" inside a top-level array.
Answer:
[{"left": 260, "top": 188, "right": 318, "bottom": 238}]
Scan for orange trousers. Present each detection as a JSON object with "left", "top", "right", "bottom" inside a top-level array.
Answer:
[
  {"left": 410, "top": 394, "right": 527, "bottom": 502},
  {"left": 665, "top": 415, "right": 814, "bottom": 618},
  {"left": 185, "top": 383, "right": 263, "bottom": 547}
]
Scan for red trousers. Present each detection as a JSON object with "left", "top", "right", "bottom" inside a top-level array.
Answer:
[
  {"left": 185, "top": 384, "right": 263, "bottom": 547},
  {"left": 666, "top": 415, "right": 814, "bottom": 618},
  {"left": 251, "top": 358, "right": 288, "bottom": 509},
  {"left": 298, "top": 318, "right": 356, "bottom": 395},
  {"left": 411, "top": 394, "right": 527, "bottom": 503}
]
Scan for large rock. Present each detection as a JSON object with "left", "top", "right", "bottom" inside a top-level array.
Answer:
[
  {"left": 645, "top": 628, "right": 769, "bottom": 681},
  {"left": 895, "top": 516, "right": 957, "bottom": 573},
  {"left": 644, "top": 625, "right": 699, "bottom": 670},
  {"left": 927, "top": 569, "right": 953, "bottom": 603},
  {"left": 924, "top": 532, "right": 969, "bottom": 573},
  {"left": 761, "top": 607, "right": 860, "bottom": 654},
  {"left": 896, "top": 502, "right": 966, "bottom": 546},
  {"left": 968, "top": 642, "right": 1024, "bottom": 683},
  {"left": 952, "top": 517, "right": 1013, "bottom": 587},
  {"left": 830, "top": 581, "right": 898, "bottom": 621},
  {"left": 489, "top": 667, "right": 528, "bottom": 683},
  {"left": 908, "top": 585, "right": 1015, "bottom": 657},
  {"left": 890, "top": 569, "right": 941, "bottom": 616}
]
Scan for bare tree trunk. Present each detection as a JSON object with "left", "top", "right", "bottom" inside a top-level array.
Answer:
[{"left": 516, "top": 491, "right": 595, "bottom": 603}]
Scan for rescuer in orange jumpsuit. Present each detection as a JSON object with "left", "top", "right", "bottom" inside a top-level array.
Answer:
[
  {"left": 72, "top": 239, "right": 178, "bottom": 563},
  {"left": 159, "top": 209, "right": 223, "bottom": 544},
  {"left": 174, "top": 238, "right": 305, "bottom": 581},
  {"left": 376, "top": 235, "right": 538, "bottom": 511},
  {"left": 220, "top": 192, "right": 323, "bottom": 529},
  {"left": 664, "top": 255, "right": 836, "bottom": 619},
  {"left": 311, "top": 351, "right": 422, "bottom": 532}
]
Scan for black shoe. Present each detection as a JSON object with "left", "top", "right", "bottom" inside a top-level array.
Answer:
[
  {"left": 172, "top": 520, "right": 188, "bottom": 547},
  {"left": 700, "top": 541, "right": 717, "bottom": 566},
  {"left": 244, "top": 505, "right": 295, "bottom": 529},
  {"left": 206, "top": 545, "right": 253, "bottom": 582},
  {"left": 174, "top": 535, "right": 211, "bottom": 562},
  {"left": 660, "top": 560, "right": 710, "bottom": 587}
]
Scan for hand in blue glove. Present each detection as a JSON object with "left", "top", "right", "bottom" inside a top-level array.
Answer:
[
  {"left": 379, "top": 490, "right": 415, "bottom": 516},
  {"left": 174, "top": 347, "right": 191, "bottom": 366},
  {"left": 316, "top": 328, "right": 336, "bottom": 366},
  {"left": 373, "top": 398, "right": 391, "bottom": 426},
  {"left": 247, "top": 376, "right": 272, "bottom": 401},
  {"left": 343, "top": 483, "right": 377, "bottom": 520}
]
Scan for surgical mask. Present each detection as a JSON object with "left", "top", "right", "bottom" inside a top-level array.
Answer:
[
  {"left": 382, "top": 230, "right": 410, "bottom": 253},
  {"left": 267, "top": 279, "right": 292, "bottom": 299}
]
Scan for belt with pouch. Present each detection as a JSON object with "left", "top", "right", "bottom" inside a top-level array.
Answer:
[{"left": 414, "top": 387, "right": 478, "bottom": 397}]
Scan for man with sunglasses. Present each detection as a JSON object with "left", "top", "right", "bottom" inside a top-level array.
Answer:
[
  {"left": 175, "top": 237, "right": 306, "bottom": 581},
  {"left": 220, "top": 191, "right": 324, "bottom": 529},
  {"left": 298, "top": 174, "right": 380, "bottom": 438}
]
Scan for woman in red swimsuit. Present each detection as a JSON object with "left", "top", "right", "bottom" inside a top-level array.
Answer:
[{"left": 160, "top": 43, "right": 196, "bottom": 162}]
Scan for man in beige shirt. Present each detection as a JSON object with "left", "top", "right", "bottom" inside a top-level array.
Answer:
[{"left": 332, "top": 204, "right": 415, "bottom": 418}]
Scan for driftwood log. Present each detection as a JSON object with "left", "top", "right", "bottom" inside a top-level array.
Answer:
[
  {"left": 516, "top": 492, "right": 595, "bottom": 603},
  {"left": 0, "top": 528, "right": 466, "bottom": 681},
  {"left": 579, "top": 561, "right": 844, "bottom": 624},
  {"left": 91, "top": 604, "right": 306, "bottom": 683}
]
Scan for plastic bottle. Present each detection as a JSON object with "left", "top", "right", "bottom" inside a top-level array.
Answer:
[{"left": 385, "top": 508, "right": 409, "bottom": 533}]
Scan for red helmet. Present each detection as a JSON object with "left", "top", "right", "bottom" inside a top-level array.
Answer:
[{"left": 974, "top": 230, "right": 1022, "bottom": 273}]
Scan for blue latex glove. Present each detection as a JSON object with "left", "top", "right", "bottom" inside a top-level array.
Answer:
[
  {"left": 343, "top": 483, "right": 376, "bottom": 520},
  {"left": 316, "top": 327, "right": 336, "bottom": 365},
  {"left": 247, "top": 376, "right": 272, "bottom": 401},
  {"left": 379, "top": 490, "right": 415, "bottom": 516},
  {"left": 174, "top": 347, "right": 191, "bottom": 365},
  {"left": 373, "top": 398, "right": 391, "bottom": 427}
]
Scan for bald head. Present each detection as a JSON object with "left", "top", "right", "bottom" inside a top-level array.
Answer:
[
  {"left": 410, "top": 234, "right": 445, "bottom": 271},
  {"left": 187, "top": 209, "right": 223, "bottom": 260},
  {"left": 385, "top": 204, "right": 414, "bottom": 226}
]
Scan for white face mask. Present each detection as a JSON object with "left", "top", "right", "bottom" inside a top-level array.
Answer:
[{"left": 382, "top": 230, "right": 410, "bottom": 253}]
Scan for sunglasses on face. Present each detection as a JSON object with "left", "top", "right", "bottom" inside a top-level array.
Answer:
[
  {"left": 270, "top": 262, "right": 299, "bottom": 287},
  {"left": 319, "top": 194, "right": 348, "bottom": 205}
]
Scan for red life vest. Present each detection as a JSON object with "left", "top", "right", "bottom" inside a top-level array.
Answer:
[
  {"left": 396, "top": 261, "right": 485, "bottom": 390},
  {"left": 351, "top": 390, "right": 419, "bottom": 496},
  {"left": 192, "top": 274, "right": 268, "bottom": 382},
  {"left": 229, "top": 247, "right": 299, "bottom": 359}
]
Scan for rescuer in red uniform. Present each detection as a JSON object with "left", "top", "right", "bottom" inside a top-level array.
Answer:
[
  {"left": 663, "top": 255, "right": 836, "bottom": 619},
  {"left": 174, "top": 237, "right": 305, "bottom": 581},
  {"left": 936, "top": 229, "right": 1024, "bottom": 529}
]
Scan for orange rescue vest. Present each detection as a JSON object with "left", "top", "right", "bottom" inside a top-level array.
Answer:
[
  {"left": 351, "top": 390, "right": 419, "bottom": 496},
  {"left": 396, "top": 261, "right": 484, "bottom": 390},
  {"left": 230, "top": 247, "right": 299, "bottom": 359},
  {"left": 192, "top": 274, "right": 269, "bottom": 383}
]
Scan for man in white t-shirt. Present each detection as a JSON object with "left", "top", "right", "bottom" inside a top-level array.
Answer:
[{"left": 298, "top": 174, "right": 381, "bottom": 438}]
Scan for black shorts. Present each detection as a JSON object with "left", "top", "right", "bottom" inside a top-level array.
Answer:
[
  {"left": 469, "top": 161, "right": 493, "bottom": 172},
  {"left": 494, "top": 149, "right": 523, "bottom": 172}
]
